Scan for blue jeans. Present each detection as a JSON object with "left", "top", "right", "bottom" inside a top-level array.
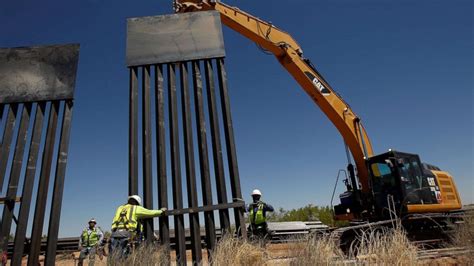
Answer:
[{"left": 109, "top": 237, "right": 130, "bottom": 260}]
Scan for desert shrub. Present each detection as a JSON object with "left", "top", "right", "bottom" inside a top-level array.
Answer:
[
  {"left": 267, "top": 204, "right": 348, "bottom": 227},
  {"left": 211, "top": 234, "right": 266, "bottom": 265},
  {"left": 289, "top": 233, "right": 345, "bottom": 266},
  {"left": 108, "top": 243, "right": 169, "bottom": 266},
  {"left": 451, "top": 213, "right": 474, "bottom": 260},
  {"left": 350, "top": 226, "right": 418, "bottom": 265}
]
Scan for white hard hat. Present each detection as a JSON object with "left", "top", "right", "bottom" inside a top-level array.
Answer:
[
  {"left": 128, "top": 195, "right": 142, "bottom": 206},
  {"left": 251, "top": 189, "right": 262, "bottom": 196},
  {"left": 88, "top": 218, "right": 97, "bottom": 224}
]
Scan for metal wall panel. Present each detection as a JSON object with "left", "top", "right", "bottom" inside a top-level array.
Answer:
[
  {"left": 126, "top": 11, "right": 225, "bottom": 66},
  {"left": 0, "top": 43, "right": 78, "bottom": 266},
  {"left": 127, "top": 12, "right": 245, "bottom": 265},
  {"left": 0, "top": 44, "right": 79, "bottom": 103}
]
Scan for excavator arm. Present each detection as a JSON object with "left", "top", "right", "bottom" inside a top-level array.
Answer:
[{"left": 174, "top": 0, "right": 374, "bottom": 194}]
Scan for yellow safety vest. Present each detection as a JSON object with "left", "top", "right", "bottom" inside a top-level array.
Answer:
[
  {"left": 249, "top": 203, "right": 265, "bottom": 225},
  {"left": 81, "top": 228, "right": 100, "bottom": 247},
  {"left": 111, "top": 204, "right": 138, "bottom": 231}
]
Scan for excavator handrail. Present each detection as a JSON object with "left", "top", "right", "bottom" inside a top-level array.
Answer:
[{"left": 174, "top": 0, "right": 374, "bottom": 193}]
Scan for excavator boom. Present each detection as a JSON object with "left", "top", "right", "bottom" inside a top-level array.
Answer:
[
  {"left": 174, "top": 0, "right": 374, "bottom": 195},
  {"left": 173, "top": 0, "right": 462, "bottom": 232}
]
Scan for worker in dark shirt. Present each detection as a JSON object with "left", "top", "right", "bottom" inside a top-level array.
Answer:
[{"left": 246, "top": 189, "right": 274, "bottom": 241}]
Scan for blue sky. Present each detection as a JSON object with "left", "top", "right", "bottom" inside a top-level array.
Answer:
[{"left": 1, "top": 0, "right": 472, "bottom": 237}]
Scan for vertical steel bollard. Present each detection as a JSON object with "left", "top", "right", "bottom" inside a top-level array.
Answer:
[
  {"left": 142, "top": 66, "right": 154, "bottom": 242},
  {"left": 192, "top": 61, "right": 217, "bottom": 253},
  {"left": 204, "top": 60, "right": 231, "bottom": 233},
  {"left": 168, "top": 64, "right": 187, "bottom": 264},
  {"left": 155, "top": 64, "right": 170, "bottom": 248},
  {"left": 129, "top": 67, "right": 139, "bottom": 196},
  {"left": 180, "top": 63, "right": 203, "bottom": 263},
  {"left": 216, "top": 59, "right": 247, "bottom": 238}
]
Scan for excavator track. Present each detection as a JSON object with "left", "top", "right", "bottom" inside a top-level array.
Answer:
[{"left": 331, "top": 206, "right": 473, "bottom": 253}]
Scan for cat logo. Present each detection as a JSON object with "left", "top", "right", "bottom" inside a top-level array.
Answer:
[{"left": 304, "top": 71, "right": 331, "bottom": 96}]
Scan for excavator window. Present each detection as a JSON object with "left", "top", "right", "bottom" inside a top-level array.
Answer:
[
  {"left": 370, "top": 162, "right": 397, "bottom": 194},
  {"left": 370, "top": 161, "right": 401, "bottom": 218},
  {"left": 398, "top": 158, "right": 424, "bottom": 204}
]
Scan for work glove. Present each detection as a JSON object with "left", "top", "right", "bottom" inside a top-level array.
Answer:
[{"left": 160, "top": 207, "right": 168, "bottom": 215}]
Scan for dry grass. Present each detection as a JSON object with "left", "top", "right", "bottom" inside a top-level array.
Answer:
[
  {"left": 451, "top": 214, "right": 474, "bottom": 260},
  {"left": 211, "top": 234, "right": 267, "bottom": 265},
  {"left": 211, "top": 227, "right": 418, "bottom": 265},
  {"left": 452, "top": 214, "right": 474, "bottom": 249},
  {"left": 107, "top": 243, "right": 169, "bottom": 266},
  {"left": 350, "top": 226, "right": 418, "bottom": 265},
  {"left": 288, "top": 234, "right": 345, "bottom": 266},
  {"left": 285, "top": 226, "right": 418, "bottom": 265},
  {"left": 56, "top": 217, "right": 474, "bottom": 265}
]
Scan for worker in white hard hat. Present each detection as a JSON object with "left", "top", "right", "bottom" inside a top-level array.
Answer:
[
  {"left": 78, "top": 218, "right": 104, "bottom": 266},
  {"left": 246, "top": 189, "right": 274, "bottom": 241},
  {"left": 109, "top": 195, "right": 167, "bottom": 259}
]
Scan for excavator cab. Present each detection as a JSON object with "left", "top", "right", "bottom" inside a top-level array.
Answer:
[
  {"left": 366, "top": 150, "right": 440, "bottom": 219},
  {"left": 334, "top": 150, "right": 461, "bottom": 221}
]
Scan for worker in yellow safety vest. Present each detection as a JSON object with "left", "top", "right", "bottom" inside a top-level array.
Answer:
[
  {"left": 78, "top": 218, "right": 104, "bottom": 266},
  {"left": 109, "top": 195, "right": 167, "bottom": 259},
  {"left": 246, "top": 189, "right": 274, "bottom": 241}
]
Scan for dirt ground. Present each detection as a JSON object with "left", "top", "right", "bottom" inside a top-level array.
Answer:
[
  {"left": 16, "top": 244, "right": 472, "bottom": 266},
  {"left": 22, "top": 245, "right": 290, "bottom": 265}
]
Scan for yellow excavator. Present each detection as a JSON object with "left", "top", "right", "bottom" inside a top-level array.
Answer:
[{"left": 172, "top": 0, "right": 463, "bottom": 239}]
